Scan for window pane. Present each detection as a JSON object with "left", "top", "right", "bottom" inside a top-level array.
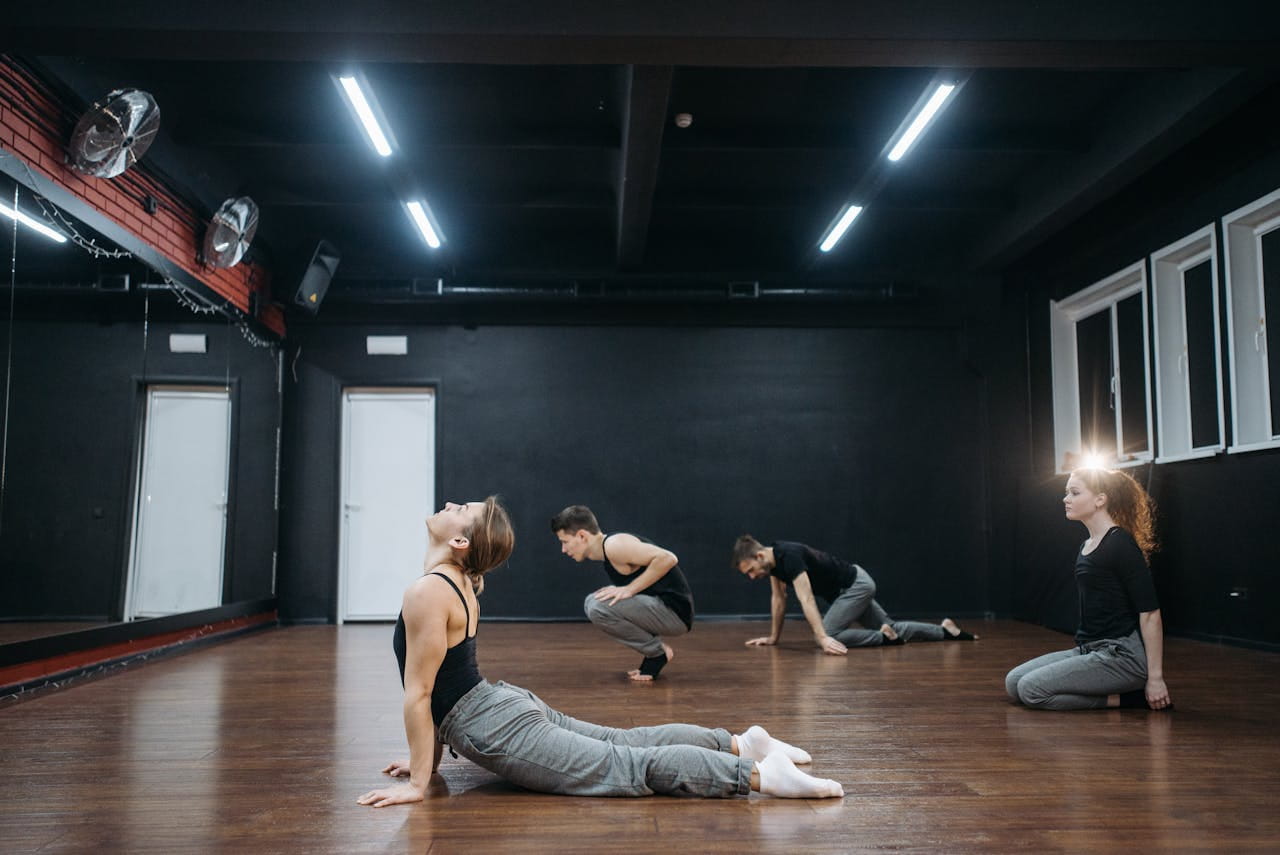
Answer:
[
  {"left": 1262, "top": 227, "right": 1280, "bottom": 436},
  {"left": 1116, "top": 294, "right": 1149, "bottom": 457},
  {"left": 1183, "top": 260, "right": 1220, "bottom": 448},
  {"left": 1076, "top": 308, "right": 1116, "bottom": 459}
]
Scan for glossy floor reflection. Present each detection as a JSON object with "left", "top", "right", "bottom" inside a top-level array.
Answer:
[
  {"left": 0, "top": 621, "right": 112, "bottom": 645},
  {"left": 2, "top": 621, "right": 1279, "bottom": 853}
]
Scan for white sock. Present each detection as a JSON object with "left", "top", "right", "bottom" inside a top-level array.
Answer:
[
  {"left": 755, "top": 751, "right": 844, "bottom": 799},
  {"left": 735, "top": 724, "right": 812, "bottom": 765}
]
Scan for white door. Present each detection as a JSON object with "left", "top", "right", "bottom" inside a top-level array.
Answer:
[
  {"left": 339, "top": 388, "right": 436, "bottom": 621},
  {"left": 126, "top": 387, "right": 231, "bottom": 619}
]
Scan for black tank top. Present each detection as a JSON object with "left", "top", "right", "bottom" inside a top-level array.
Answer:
[
  {"left": 393, "top": 572, "right": 483, "bottom": 726},
  {"left": 600, "top": 534, "right": 695, "bottom": 630}
]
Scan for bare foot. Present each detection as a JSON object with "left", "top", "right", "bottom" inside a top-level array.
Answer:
[
  {"left": 879, "top": 623, "right": 899, "bottom": 641},
  {"left": 627, "top": 644, "right": 674, "bottom": 682},
  {"left": 941, "top": 618, "right": 979, "bottom": 640}
]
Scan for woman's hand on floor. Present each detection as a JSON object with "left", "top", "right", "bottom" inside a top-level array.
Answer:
[
  {"left": 381, "top": 759, "right": 411, "bottom": 777},
  {"left": 1145, "top": 677, "right": 1172, "bottom": 709},
  {"left": 357, "top": 781, "right": 425, "bottom": 807}
]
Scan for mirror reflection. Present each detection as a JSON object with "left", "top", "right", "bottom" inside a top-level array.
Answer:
[{"left": 0, "top": 176, "right": 280, "bottom": 651}]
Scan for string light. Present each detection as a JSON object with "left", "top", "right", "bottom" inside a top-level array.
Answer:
[{"left": 8, "top": 154, "right": 275, "bottom": 349}]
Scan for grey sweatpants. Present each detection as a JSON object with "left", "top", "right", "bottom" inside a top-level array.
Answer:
[
  {"left": 438, "top": 680, "right": 752, "bottom": 797},
  {"left": 584, "top": 592, "right": 689, "bottom": 657},
  {"left": 821, "top": 566, "right": 947, "bottom": 647},
  {"left": 1004, "top": 629, "right": 1148, "bottom": 710}
]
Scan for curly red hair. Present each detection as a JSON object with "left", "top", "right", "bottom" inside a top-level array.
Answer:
[{"left": 1070, "top": 468, "right": 1158, "bottom": 562}]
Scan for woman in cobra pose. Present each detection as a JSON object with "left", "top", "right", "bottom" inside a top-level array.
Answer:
[
  {"left": 358, "top": 497, "right": 844, "bottom": 807},
  {"left": 1005, "top": 468, "right": 1172, "bottom": 711}
]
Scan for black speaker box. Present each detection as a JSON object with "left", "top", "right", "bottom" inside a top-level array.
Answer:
[{"left": 292, "top": 239, "right": 341, "bottom": 313}]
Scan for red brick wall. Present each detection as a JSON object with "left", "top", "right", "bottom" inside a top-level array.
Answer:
[{"left": 0, "top": 59, "right": 286, "bottom": 337}]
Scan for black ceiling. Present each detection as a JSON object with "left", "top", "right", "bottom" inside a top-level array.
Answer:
[{"left": 3, "top": 2, "right": 1280, "bottom": 315}]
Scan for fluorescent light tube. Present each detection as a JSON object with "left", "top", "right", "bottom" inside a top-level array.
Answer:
[
  {"left": 0, "top": 200, "right": 67, "bottom": 243},
  {"left": 887, "top": 83, "right": 956, "bottom": 162},
  {"left": 338, "top": 75, "right": 393, "bottom": 157},
  {"left": 819, "top": 205, "right": 864, "bottom": 252},
  {"left": 406, "top": 201, "right": 443, "bottom": 249}
]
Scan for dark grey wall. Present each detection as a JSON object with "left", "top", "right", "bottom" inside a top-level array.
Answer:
[
  {"left": 991, "top": 81, "right": 1280, "bottom": 646},
  {"left": 277, "top": 320, "right": 991, "bottom": 622},
  {"left": 0, "top": 303, "right": 280, "bottom": 619}
]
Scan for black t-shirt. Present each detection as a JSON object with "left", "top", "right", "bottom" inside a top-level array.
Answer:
[
  {"left": 1074, "top": 526, "right": 1160, "bottom": 644},
  {"left": 768, "top": 540, "right": 859, "bottom": 602},
  {"left": 600, "top": 533, "right": 695, "bottom": 630}
]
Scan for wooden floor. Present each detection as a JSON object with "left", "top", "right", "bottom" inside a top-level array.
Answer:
[{"left": 2, "top": 620, "right": 1279, "bottom": 853}]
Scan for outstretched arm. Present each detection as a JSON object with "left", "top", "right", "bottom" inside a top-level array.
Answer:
[
  {"left": 790, "top": 572, "right": 847, "bottom": 655},
  {"left": 593, "top": 533, "right": 678, "bottom": 605},
  {"left": 383, "top": 733, "right": 444, "bottom": 778},
  {"left": 431, "top": 735, "right": 445, "bottom": 773},
  {"left": 746, "top": 577, "right": 789, "bottom": 646},
  {"left": 1138, "top": 609, "right": 1171, "bottom": 709},
  {"left": 401, "top": 584, "right": 449, "bottom": 791},
  {"left": 358, "top": 581, "right": 449, "bottom": 807}
]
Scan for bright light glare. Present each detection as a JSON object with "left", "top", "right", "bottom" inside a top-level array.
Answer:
[
  {"left": 0, "top": 201, "right": 67, "bottom": 243},
  {"left": 1080, "top": 452, "right": 1107, "bottom": 470},
  {"left": 339, "top": 76, "right": 393, "bottom": 157},
  {"left": 406, "top": 201, "right": 442, "bottom": 249},
  {"left": 818, "top": 205, "right": 864, "bottom": 252},
  {"left": 887, "top": 83, "right": 956, "bottom": 162}
]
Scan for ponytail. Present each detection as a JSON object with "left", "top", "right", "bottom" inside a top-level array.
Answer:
[
  {"left": 1072, "top": 468, "right": 1158, "bottom": 562},
  {"left": 457, "top": 496, "right": 515, "bottom": 594}
]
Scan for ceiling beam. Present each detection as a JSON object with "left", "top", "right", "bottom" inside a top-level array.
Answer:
[
  {"left": 649, "top": 189, "right": 1011, "bottom": 213},
  {"left": 255, "top": 189, "right": 613, "bottom": 210},
  {"left": 971, "top": 68, "right": 1267, "bottom": 270},
  {"left": 9, "top": 32, "right": 1279, "bottom": 69},
  {"left": 6, "top": 2, "right": 1280, "bottom": 66},
  {"left": 169, "top": 123, "right": 621, "bottom": 152},
  {"left": 615, "top": 65, "right": 672, "bottom": 270},
  {"left": 662, "top": 125, "right": 1088, "bottom": 155}
]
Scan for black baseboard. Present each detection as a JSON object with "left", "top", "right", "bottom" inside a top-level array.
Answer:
[
  {"left": 1, "top": 618, "right": 276, "bottom": 703},
  {"left": 1176, "top": 631, "right": 1280, "bottom": 654},
  {"left": 0, "top": 598, "right": 277, "bottom": 667}
]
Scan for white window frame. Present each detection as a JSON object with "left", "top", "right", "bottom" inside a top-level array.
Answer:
[
  {"left": 1050, "top": 260, "right": 1154, "bottom": 474},
  {"left": 1223, "top": 186, "right": 1280, "bottom": 453},
  {"left": 1150, "top": 224, "right": 1225, "bottom": 462}
]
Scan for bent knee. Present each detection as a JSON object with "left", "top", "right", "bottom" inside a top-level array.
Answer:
[
  {"left": 584, "top": 593, "right": 612, "bottom": 620},
  {"left": 1014, "top": 676, "right": 1053, "bottom": 708}
]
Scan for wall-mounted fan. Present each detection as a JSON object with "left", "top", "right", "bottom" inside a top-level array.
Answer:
[
  {"left": 67, "top": 89, "right": 161, "bottom": 179},
  {"left": 201, "top": 196, "right": 259, "bottom": 268}
]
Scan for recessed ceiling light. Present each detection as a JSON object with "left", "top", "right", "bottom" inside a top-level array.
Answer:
[
  {"left": 406, "top": 201, "right": 444, "bottom": 249},
  {"left": 887, "top": 82, "right": 957, "bottom": 162},
  {"left": 0, "top": 200, "right": 67, "bottom": 243},
  {"left": 337, "top": 75, "right": 393, "bottom": 157},
  {"left": 818, "top": 205, "right": 864, "bottom": 252}
]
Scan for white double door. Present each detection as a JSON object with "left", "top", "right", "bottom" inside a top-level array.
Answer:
[
  {"left": 339, "top": 388, "right": 436, "bottom": 622},
  {"left": 126, "top": 386, "right": 231, "bottom": 619}
]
